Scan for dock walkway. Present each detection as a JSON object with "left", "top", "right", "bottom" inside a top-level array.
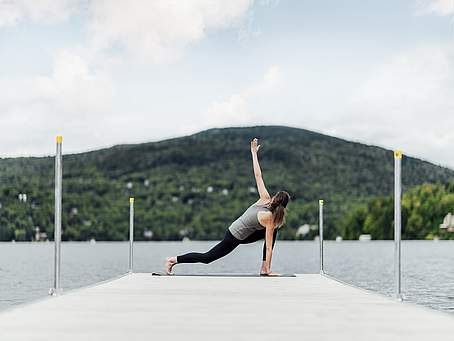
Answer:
[{"left": 1, "top": 273, "right": 453, "bottom": 340}]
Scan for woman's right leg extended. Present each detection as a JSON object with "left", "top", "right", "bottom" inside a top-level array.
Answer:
[{"left": 176, "top": 230, "right": 240, "bottom": 264}]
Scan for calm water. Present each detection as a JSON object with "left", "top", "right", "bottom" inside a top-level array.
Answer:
[{"left": 0, "top": 241, "right": 453, "bottom": 313}]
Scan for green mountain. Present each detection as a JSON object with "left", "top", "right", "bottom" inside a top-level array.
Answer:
[{"left": 0, "top": 126, "right": 453, "bottom": 241}]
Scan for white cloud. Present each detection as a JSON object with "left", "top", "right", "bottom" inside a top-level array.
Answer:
[
  {"left": 328, "top": 44, "right": 454, "bottom": 167},
  {"left": 88, "top": 0, "right": 254, "bottom": 63},
  {"left": 206, "top": 65, "right": 283, "bottom": 125},
  {"left": 0, "top": 0, "right": 77, "bottom": 27},
  {"left": 0, "top": 49, "right": 114, "bottom": 155},
  {"left": 1, "top": 0, "right": 254, "bottom": 63},
  {"left": 415, "top": 0, "right": 454, "bottom": 16},
  {"left": 0, "top": 1, "right": 256, "bottom": 155}
]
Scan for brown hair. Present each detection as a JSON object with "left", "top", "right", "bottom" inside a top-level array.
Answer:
[{"left": 267, "top": 191, "right": 290, "bottom": 228}]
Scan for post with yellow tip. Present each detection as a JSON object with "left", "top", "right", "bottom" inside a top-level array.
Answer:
[
  {"left": 50, "top": 136, "right": 63, "bottom": 296},
  {"left": 129, "top": 197, "right": 134, "bottom": 273},
  {"left": 394, "top": 150, "right": 403, "bottom": 301},
  {"left": 319, "top": 199, "right": 324, "bottom": 274}
]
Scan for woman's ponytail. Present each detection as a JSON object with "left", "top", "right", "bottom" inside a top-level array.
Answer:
[{"left": 267, "top": 191, "right": 290, "bottom": 227}]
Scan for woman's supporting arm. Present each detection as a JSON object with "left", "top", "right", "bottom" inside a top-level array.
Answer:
[
  {"left": 262, "top": 224, "right": 275, "bottom": 274},
  {"left": 261, "top": 229, "right": 277, "bottom": 262},
  {"left": 250, "top": 138, "right": 270, "bottom": 200}
]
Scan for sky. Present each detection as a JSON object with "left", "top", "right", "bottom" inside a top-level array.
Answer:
[{"left": 0, "top": 0, "right": 454, "bottom": 167}]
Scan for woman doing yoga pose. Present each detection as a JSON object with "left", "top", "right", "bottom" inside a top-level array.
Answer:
[{"left": 165, "top": 138, "right": 290, "bottom": 276}]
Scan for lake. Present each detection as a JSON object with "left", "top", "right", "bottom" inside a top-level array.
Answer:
[{"left": 0, "top": 240, "right": 453, "bottom": 314}]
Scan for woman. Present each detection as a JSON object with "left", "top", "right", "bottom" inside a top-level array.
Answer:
[{"left": 165, "top": 138, "right": 290, "bottom": 276}]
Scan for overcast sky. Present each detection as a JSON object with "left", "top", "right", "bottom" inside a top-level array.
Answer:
[{"left": 1, "top": 0, "right": 453, "bottom": 167}]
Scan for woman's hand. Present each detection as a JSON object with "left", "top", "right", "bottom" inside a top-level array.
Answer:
[{"left": 251, "top": 138, "right": 261, "bottom": 154}]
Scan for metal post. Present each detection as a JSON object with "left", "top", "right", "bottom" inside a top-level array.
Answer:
[
  {"left": 50, "top": 135, "right": 63, "bottom": 296},
  {"left": 394, "top": 150, "right": 403, "bottom": 301},
  {"left": 129, "top": 197, "right": 134, "bottom": 273},
  {"left": 319, "top": 199, "right": 324, "bottom": 274}
]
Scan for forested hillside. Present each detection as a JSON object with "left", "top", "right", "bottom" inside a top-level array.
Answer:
[
  {"left": 340, "top": 182, "right": 454, "bottom": 240},
  {"left": 0, "top": 126, "right": 453, "bottom": 241}
]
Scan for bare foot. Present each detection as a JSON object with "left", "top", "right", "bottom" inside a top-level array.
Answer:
[
  {"left": 266, "top": 272, "right": 282, "bottom": 277},
  {"left": 260, "top": 272, "right": 281, "bottom": 277},
  {"left": 166, "top": 257, "right": 177, "bottom": 275}
]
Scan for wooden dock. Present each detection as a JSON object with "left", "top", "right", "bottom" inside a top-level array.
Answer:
[{"left": 1, "top": 273, "right": 453, "bottom": 340}]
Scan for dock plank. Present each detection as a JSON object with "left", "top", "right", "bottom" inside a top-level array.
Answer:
[{"left": 0, "top": 273, "right": 453, "bottom": 340}]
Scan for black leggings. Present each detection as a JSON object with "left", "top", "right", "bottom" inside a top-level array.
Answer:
[{"left": 176, "top": 229, "right": 278, "bottom": 264}]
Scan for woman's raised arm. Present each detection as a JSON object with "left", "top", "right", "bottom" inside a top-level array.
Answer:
[{"left": 250, "top": 138, "right": 271, "bottom": 200}]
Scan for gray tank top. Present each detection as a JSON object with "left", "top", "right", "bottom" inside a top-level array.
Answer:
[{"left": 228, "top": 203, "right": 270, "bottom": 240}]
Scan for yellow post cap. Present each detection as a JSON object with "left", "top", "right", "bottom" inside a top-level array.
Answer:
[
  {"left": 56, "top": 135, "right": 63, "bottom": 143},
  {"left": 394, "top": 150, "right": 403, "bottom": 159},
  {"left": 319, "top": 199, "right": 324, "bottom": 206},
  {"left": 129, "top": 197, "right": 134, "bottom": 204}
]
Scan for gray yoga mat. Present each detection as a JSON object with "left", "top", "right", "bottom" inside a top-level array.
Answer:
[{"left": 151, "top": 272, "right": 296, "bottom": 277}]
